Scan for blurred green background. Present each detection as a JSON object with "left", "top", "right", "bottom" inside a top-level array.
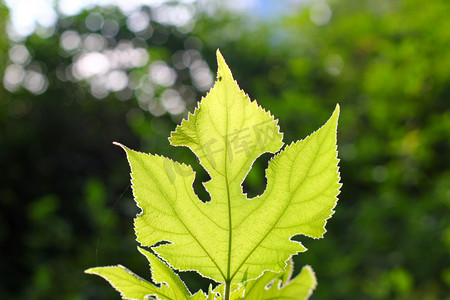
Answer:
[{"left": 0, "top": 0, "right": 449, "bottom": 299}]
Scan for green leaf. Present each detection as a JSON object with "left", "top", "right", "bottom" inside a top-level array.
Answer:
[
  {"left": 242, "top": 260, "right": 317, "bottom": 299},
  {"left": 85, "top": 247, "right": 198, "bottom": 300},
  {"left": 209, "top": 260, "right": 316, "bottom": 299},
  {"left": 87, "top": 50, "right": 340, "bottom": 299},
  {"left": 85, "top": 265, "right": 156, "bottom": 300},
  {"left": 212, "top": 283, "right": 245, "bottom": 300},
  {"left": 117, "top": 49, "right": 340, "bottom": 285}
]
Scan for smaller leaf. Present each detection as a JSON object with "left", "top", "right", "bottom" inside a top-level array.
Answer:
[
  {"left": 85, "top": 247, "right": 199, "bottom": 300},
  {"left": 206, "top": 285, "right": 216, "bottom": 300},
  {"left": 242, "top": 260, "right": 317, "bottom": 299},
  {"left": 212, "top": 283, "right": 245, "bottom": 300},
  {"left": 85, "top": 265, "right": 156, "bottom": 300},
  {"left": 138, "top": 247, "right": 194, "bottom": 299},
  {"left": 190, "top": 290, "right": 209, "bottom": 300}
]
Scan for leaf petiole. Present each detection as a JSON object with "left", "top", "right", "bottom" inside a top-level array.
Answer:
[{"left": 224, "top": 280, "right": 231, "bottom": 300}]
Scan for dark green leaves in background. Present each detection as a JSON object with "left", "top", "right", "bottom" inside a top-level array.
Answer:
[{"left": 0, "top": 0, "right": 448, "bottom": 299}]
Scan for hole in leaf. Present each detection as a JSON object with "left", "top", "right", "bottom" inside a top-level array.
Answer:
[
  {"left": 178, "top": 270, "right": 218, "bottom": 294},
  {"left": 170, "top": 146, "right": 211, "bottom": 203},
  {"left": 192, "top": 164, "right": 211, "bottom": 203},
  {"left": 242, "top": 152, "right": 273, "bottom": 198},
  {"left": 152, "top": 240, "right": 171, "bottom": 248}
]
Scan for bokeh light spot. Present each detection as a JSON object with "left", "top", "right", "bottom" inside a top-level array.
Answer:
[
  {"left": 189, "top": 59, "right": 213, "bottom": 92},
  {"left": 161, "top": 89, "right": 186, "bottom": 115},
  {"left": 8, "top": 44, "right": 31, "bottom": 65},
  {"left": 85, "top": 12, "right": 104, "bottom": 32},
  {"left": 309, "top": 0, "right": 332, "bottom": 26},
  {"left": 324, "top": 54, "right": 344, "bottom": 76},
  {"left": 101, "top": 19, "right": 120, "bottom": 38},
  {"left": 73, "top": 52, "right": 110, "bottom": 79},
  {"left": 23, "top": 70, "right": 48, "bottom": 94},
  {"left": 3, "top": 64, "right": 26, "bottom": 92},
  {"left": 149, "top": 61, "right": 176, "bottom": 87},
  {"left": 60, "top": 30, "right": 82, "bottom": 52},
  {"left": 106, "top": 70, "right": 129, "bottom": 92},
  {"left": 126, "top": 11, "right": 150, "bottom": 33},
  {"left": 83, "top": 33, "right": 107, "bottom": 52}
]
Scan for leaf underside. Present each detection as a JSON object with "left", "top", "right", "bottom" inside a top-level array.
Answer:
[{"left": 86, "top": 49, "right": 340, "bottom": 299}]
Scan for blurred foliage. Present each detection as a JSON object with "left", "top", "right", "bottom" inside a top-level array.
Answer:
[{"left": 0, "top": 0, "right": 449, "bottom": 299}]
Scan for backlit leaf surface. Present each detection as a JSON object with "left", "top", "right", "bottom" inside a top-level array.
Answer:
[
  {"left": 242, "top": 260, "right": 317, "bottom": 299},
  {"left": 85, "top": 248, "right": 196, "bottom": 299},
  {"left": 86, "top": 50, "right": 340, "bottom": 299}
]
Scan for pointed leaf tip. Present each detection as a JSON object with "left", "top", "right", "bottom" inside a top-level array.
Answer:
[
  {"left": 325, "top": 103, "right": 340, "bottom": 128},
  {"left": 216, "top": 48, "right": 224, "bottom": 64},
  {"left": 216, "top": 49, "right": 233, "bottom": 81},
  {"left": 334, "top": 103, "right": 340, "bottom": 115},
  {"left": 113, "top": 141, "right": 124, "bottom": 148},
  {"left": 113, "top": 142, "right": 132, "bottom": 154}
]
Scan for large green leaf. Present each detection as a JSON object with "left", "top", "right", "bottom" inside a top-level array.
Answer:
[
  {"left": 87, "top": 50, "right": 340, "bottom": 299},
  {"left": 117, "top": 50, "right": 340, "bottom": 284}
]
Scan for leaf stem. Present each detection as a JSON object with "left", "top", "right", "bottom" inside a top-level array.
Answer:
[{"left": 224, "top": 280, "right": 231, "bottom": 300}]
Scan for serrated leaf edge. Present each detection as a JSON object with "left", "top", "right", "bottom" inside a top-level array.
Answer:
[
  {"left": 266, "top": 103, "right": 341, "bottom": 241},
  {"left": 113, "top": 141, "right": 227, "bottom": 284},
  {"left": 85, "top": 265, "right": 154, "bottom": 300}
]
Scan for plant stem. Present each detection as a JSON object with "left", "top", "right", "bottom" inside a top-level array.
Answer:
[{"left": 224, "top": 280, "right": 231, "bottom": 300}]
